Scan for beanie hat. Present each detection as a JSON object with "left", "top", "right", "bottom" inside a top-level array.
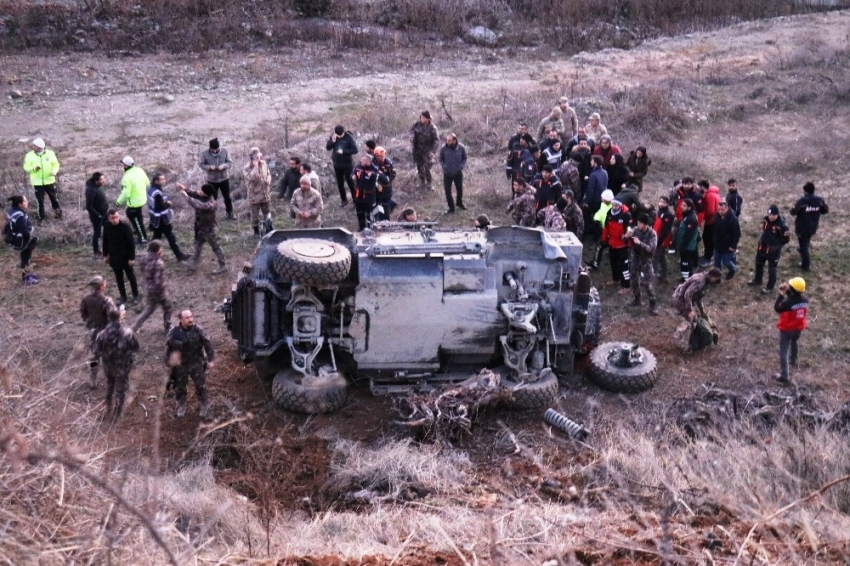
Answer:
[
  {"left": 120, "top": 155, "right": 134, "bottom": 167},
  {"left": 420, "top": 110, "right": 431, "bottom": 120},
  {"left": 334, "top": 125, "right": 345, "bottom": 136},
  {"left": 788, "top": 277, "right": 806, "bottom": 293},
  {"left": 611, "top": 199, "right": 623, "bottom": 207},
  {"left": 201, "top": 183, "right": 215, "bottom": 196},
  {"left": 601, "top": 189, "right": 614, "bottom": 202},
  {"left": 767, "top": 204, "right": 780, "bottom": 215},
  {"left": 209, "top": 138, "right": 220, "bottom": 150},
  {"left": 31, "top": 138, "right": 46, "bottom": 149},
  {"left": 803, "top": 182, "right": 815, "bottom": 194}
]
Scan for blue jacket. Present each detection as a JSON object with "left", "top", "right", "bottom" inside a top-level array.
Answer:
[{"left": 584, "top": 167, "right": 608, "bottom": 213}]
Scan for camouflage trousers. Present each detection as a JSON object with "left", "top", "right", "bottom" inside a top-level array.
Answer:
[
  {"left": 87, "top": 327, "right": 106, "bottom": 369},
  {"left": 131, "top": 293, "right": 173, "bottom": 333},
  {"left": 172, "top": 365, "right": 208, "bottom": 405},
  {"left": 193, "top": 228, "right": 226, "bottom": 267},
  {"left": 413, "top": 152, "right": 434, "bottom": 186},
  {"left": 105, "top": 368, "right": 130, "bottom": 410},
  {"left": 630, "top": 251, "right": 656, "bottom": 303}
]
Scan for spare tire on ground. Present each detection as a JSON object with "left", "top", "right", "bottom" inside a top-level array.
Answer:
[
  {"left": 271, "top": 368, "right": 348, "bottom": 414},
  {"left": 274, "top": 239, "right": 351, "bottom": 286},
  {"left": 588, "top": 341, "right": 657, "bottom": 394}
]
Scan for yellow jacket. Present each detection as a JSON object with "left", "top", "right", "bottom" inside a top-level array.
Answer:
[
  {"left": 593, "top": 202, "right": 612, "bottom": 226},
  {"left": 23, "top": 149, "right": 60, "bottom": 186},
  {"left": 117, "top": 166, "right": 150, "bottom": 208}
]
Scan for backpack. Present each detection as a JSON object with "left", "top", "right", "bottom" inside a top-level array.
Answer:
[
  {"left": 3, "top": 210, "right": 24, "bottom": 250},
  {"left": 688, "top": 315, "right": 719, "bottom": 352}
]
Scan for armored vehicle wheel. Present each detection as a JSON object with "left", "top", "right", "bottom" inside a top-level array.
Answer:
[
  {"left": 589, "top": 341, "right": 657, "bottom": 394},
  {"left": 271, "top": 369, "right": 348, "bottom": 414},
  {"left": 274, "top": 239, "right": 351, "bottom": 286},
  {"left": 502, "top": 369, "right": 559, "bottom": 410}
]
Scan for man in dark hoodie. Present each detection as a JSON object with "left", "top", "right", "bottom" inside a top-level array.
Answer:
[
  {"left": 102, "top": 209, "right": 139, "bottom": 305},
  {"left": 748, "top": 204, "right": 790, "bottom": 294},
  {"left": 85, "top": 172, "right": 109, "bottom": 257},
  {"left": 712, "top": 201, "right": 740, "bottom": 279},
  {"left": 326, "top": 125, "right": 358, "bottom": 205},
  {"left": 790, "top": 181, "right": 829, "bottom": 272}
]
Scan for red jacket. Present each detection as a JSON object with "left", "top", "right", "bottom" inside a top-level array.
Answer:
[
  {"left": 592, "top": 143, "right": 622, "bottom": 167},
  {"left": 675, "top": 187, "right": 705, "bottom": 226},
  {"left": 601, "top": 206, "right": 632, "bottom": 249},
  {"left": 702, "top": 186, "right": 720, "bottom": 226},
  {"left": 775, "top": 292, "right": 808, "bottom": 332}
]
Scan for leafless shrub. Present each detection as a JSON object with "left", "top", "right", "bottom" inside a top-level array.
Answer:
[{"left": 610, "top": 87, "right": 690, "bottom": 144}]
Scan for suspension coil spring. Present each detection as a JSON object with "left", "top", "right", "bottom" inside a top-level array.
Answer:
[{"left": 544, "top": 408, "right": 590, "bottom": 440}]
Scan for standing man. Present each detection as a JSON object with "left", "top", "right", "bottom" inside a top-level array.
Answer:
[
  {"left": 790, "top": 182, "right": 829, "bottom": 272},
  {"left": 290, "top": 175, "right": 324, "bottom": 229},
  {"left": 626, "top": 213, "right": 659, "bottom": 314},
  {"left": 5, "top": 196, "right": 39, "bottom": 285},
  {"left": 243, "top": 147, "right": 272, "bottom": 238},
  {"left": 80, "top": 275, "right": 116, "bottom": 389},
  {"left": 439, "top": 133, "right": 467, "bottom": 214},
  {"left": 531, "top": 165, "right": 563, "bottom": 213},
  {"left": 102, "top": 209, "right": 139, "bottom": 305},
  {"left": 180, "top": 184, "right": 227, "bottom": 274},
  {"left": 674, "top": 198, "right": 700, "bottom": 282},
  {"left": 774, "top": 277, "right": 808, "bottom": 384},
  {"left": 506, "top": 179, "right": 537, "bottom": 227},
  {"left": 199, "top": 138, "right": 234, "bottom": 219},
  {"left": 747, "top": 205, "right": 790, "bottom": 294},
  {"left": 713, "top": 200, "right": 740, "bottom": 279},
  {"left": 725, "top": 179, "right": 743, "bottom": 217},
  {"left": 117, "top": 156, "right": 149, "bottom": 245},
  {"left": 278, "top": 156, "right": 302, "bottom": 200},
  {"left": 653, "top": 195, "right": 675, "bottom": 282},
  {"left": 131, "top": 241, "right": 173, "bottom": 334},
  {"left": 699, "top": 180, "right": 721, "bottom": 266},
  {"left": 85, "top": 172, "right": 109, "bottom": 258},
  {"left": 166, "top": 310, "right": 214, "bottom": 418},
  {"left": 326, "top": 125, "right": 358, "bottom": 205},
  {"left": 410, "top": 110, "right": 439, "bottom": 190},
  {"left": 561, "top": 191, "right": 584, "bottom": 240},
  {"left": 555, "top": 97, "right": 579, "bottom": 139},
  {"left": 93, "top": 308, "right": 138, "bottom": 418},
  {"left": 22, "top": 138, "right": 62, "bottom": 221},
  {"left": 148, "top": 174, "right": 190, "bottom": 261},
  {"left": 351, "top": 154, "right": 378, "bottom": 231},
  {"left": 372, "top": 147, "right": 397, "bottom": 221},
  {"left": 536, "top": 108, "right": 566, "bottom": 142}
]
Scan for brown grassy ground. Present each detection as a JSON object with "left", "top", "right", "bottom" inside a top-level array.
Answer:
[{"left": 1, "top": 9, "right": 850, "bottom": 566}]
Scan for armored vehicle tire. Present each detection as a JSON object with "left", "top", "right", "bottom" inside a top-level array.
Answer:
[
  {"left": 502, "top": 369, "right": 559, "bottom": 410},
  {"left": 271, "top": 369, "right": 348, "bottom": 414},
  {"left": 589, "top": 341, "right": 657, "bottom": 394},
  {"left": 274, "top": 239, "right": 351, "bottom": 286}
]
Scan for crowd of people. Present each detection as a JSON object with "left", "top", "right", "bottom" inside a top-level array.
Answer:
[{"left": 3, "top": 99, "right": 831, "bottom": 419}]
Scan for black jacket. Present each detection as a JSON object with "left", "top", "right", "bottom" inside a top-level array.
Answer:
[
  {"left": 791, "top": 193, "right": 828, "bottom": 236},
  {"left": 326, "top": 131, "right": 358, "bottom": 168},
  {"left": 713, "top": 211, "right": 741, "bottom": 252},
  {"left": 85, "top": 179, "right": 108, "bottom": 222},
  {"left": 757, "top": 215, "right": 790, "bottom": 255},
  {"left": 102, "top": 220, "right": 136, "bottom": 265},
  {"left": 725, "top": 191, "right": 743, "bottom": 217},
  {"left": 278, "top": 167, "right": 302, "bottom": 198}
]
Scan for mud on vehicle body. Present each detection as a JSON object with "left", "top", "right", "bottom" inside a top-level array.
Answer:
[{"left": 222, "top": 223, "right": 603, "bottom": 413}]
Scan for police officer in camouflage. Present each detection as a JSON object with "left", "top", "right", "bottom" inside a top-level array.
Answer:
[
  {"left": 93, "top": 307, "right": 139, "bottom": 417},
  {"left": 166, "top": 310, "right": 214, "bottom": 418},
  {"left": 180, "top": 184, "right": 227, "bottom": 274},
  {"left": 506, "top": 179, "right": 537, "bottom": 227},
  {"left": 131, "top": 240, "right": 172, "bottom": 333},
  {"left": 80, "top": 275, "right": 117, "bottom": 389}
]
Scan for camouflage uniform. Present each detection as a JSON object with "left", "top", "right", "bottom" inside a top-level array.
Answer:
[
  {"left": 131, "top": 251, "right": 172, "bottom": 332},
  {"left": 410, "top": 120, "right": 439, "bottom": 187},
  {"left": 671, "top": 272, "right": 712, "bottom": 320},
  {"left": 629, "top": 225, "right": 658, "bottom": 309},
  {"left": 507, "top": 186, "right": 537, "bottom": 227},
  {"left": 562, "top": 202, "right": 585, "bottom": 240},
  {"left": 80, "top": 289, "right": 117, "bottom": 385},
  {"left": 166, "top": 323, "right": 214, "bottom": 414},
  {"left": 537, "top": 205, "right": 566, "bottom": 232},
  {"left": 290, "top": 187, "right": 324, "bottom": 229},
  {"left": 558, "top": 160, "right": 581, "bottom": 202},
  {"left": 185, "top": 191, "right": 226, "bottom": 269},
  {"left": 93, "top": 320, "right": 139, "bottom": 415}
]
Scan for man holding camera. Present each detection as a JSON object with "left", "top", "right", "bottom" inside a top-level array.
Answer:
[{"left": 774, "top": 277, "right": 808, "bottom": 384}]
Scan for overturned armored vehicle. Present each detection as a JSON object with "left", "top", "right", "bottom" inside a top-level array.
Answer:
[{"left": 223, "top": 224, "right": 650, "bottom": 414}]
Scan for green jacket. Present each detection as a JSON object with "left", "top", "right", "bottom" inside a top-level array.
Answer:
[
  {"left": 593, "top": 202, "right": 612, "bottom": 226},
  {"left": 23, "top": 149, "right": 60, "bottom": 186},
  {"left": 117, "top": 166, "right": 150, "bottom": 208}
]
